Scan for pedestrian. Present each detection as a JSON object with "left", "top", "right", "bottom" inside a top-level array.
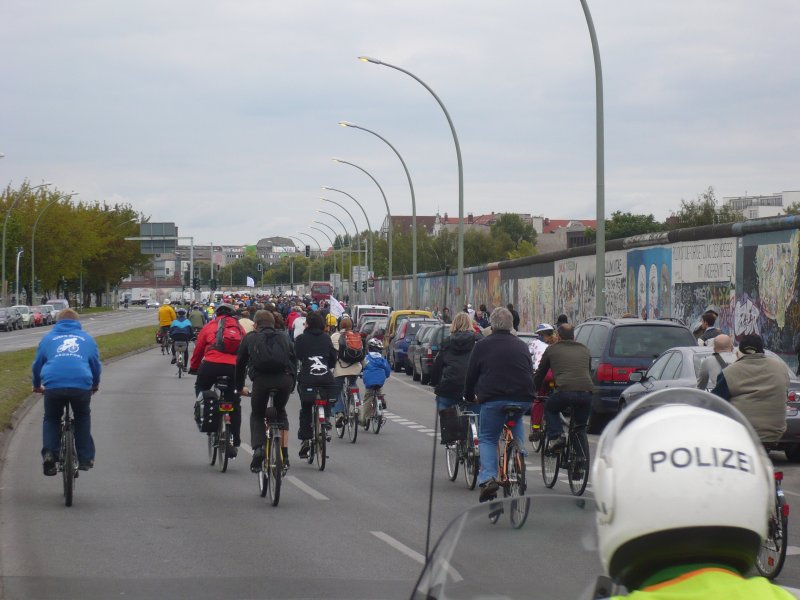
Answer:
[
  {"left": 441, "top": 307, "right": 452, "bottom": 324},
  {"left": 430, "top": 312, "right": 482, "bottom": 411},
  {"left": 698, "top": 309, "right": 722, "bottom": 345},
  {"left": 696, "top": 334, "right": 735, "bottom": 390},
  {"left": 506, "top": 303, "right": 520, "bottom": 331}
]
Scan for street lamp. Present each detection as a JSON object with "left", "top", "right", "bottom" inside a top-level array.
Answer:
[
  {"left": 321, "top": 197, "right": 365, "bottom": 303},
  {"left": 338, "top": 121, "right": 418, "bottom": 307},
  {"left": 288, "top": 236, "right": 310, "bottom": 290},
  {"left": 31, "top": 192, "right": 78, "bottom": 305},
  {"left": 14, "top": 247, "right": 23, "bottom": 305},
  {"left": 2, "top": 181, "right": 52, "bottom": 306},
  {"left": 297, "top": 232, "right": 324, "bottom": 282},
  {"left": 332, "top": 158, "right": 392, "bottom": 303},
  {"left": 318, "top": 210, "right": 354, "bottom": 301},
  {"left": 579, "top": 0, "right": 606, "bottom": 315},
  {"left": 310, "top": 225, "right": 337, "bottom": 280},
  {"left": 357, "top": 56, "right": 464, "bottom": 306},
  {"left": 322, "top": 186, "right": 374, "bottom": 302}
]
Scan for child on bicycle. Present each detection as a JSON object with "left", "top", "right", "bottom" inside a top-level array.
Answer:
[{"left": 361, "top": 338, "right": 391, "bottom": 422}]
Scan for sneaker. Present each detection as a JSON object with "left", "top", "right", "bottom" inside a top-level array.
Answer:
[
  {"left": 78, "top": 460, "right": 94, "bottom": 471},
  {"left": 299, "top": 441, "right": 310, "bottom": 459},
  {"left": 170, "top": 357, "right": 177, "bottom": 364},
  {"left": 479, "top": 478, "right": 500, "bottom": 503},
  {"left": 335, "top": 413, "right": 344, "bottom": 428},
  {"left": 281, "top": 448, "right": 290, "bottom": 470},
  {"left": 43, "top": 452, "right": 57, "bottom": 476},
  {"left": 250, "top": 447, "right": 264, "bottom": 473},
  {"left": 548, "top": 436, "right": 566, "bottom": 452}
]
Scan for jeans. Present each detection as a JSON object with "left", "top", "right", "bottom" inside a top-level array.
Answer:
[
  {"left": 436, "top": 395, "right": 460, "bottom": 412},
  {"left": 42, "top": 388, "right": 95, "bottom": 464},
  {"left": 333, "top": 375, "right": 358, "bottom": 415},
  {"left": 478, "top": 399, "right": 531, "bottom": 486},
  {"left": 544, "top": 390, "right": 592, "bottom": 440}
]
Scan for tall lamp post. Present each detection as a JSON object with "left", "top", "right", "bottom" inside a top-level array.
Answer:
[
  {"left": 321, "top": 197, "right": 365, "bottom": 304},
  {"left": 31, "top": 192, "right": 78, "bottom": 304},
  {"left": 14, "top": 247, "right": 24, "bottom": 305},
  {"left": 579, "top": 0, "right": 606, "bottom": 315},
  {"left": 338, "top": 121, "right": 418, "bottom": 308},
  {"left": 2, "top": 181, "right": 52, "bottom": 306},
  {"left": 332, "top": 158, "right": 392, "bottom": 303},
  {"left": 318, "top": 210, "right": 354, "bottom": 302},
  {"left": 357, "top": 56, "right": 464, "bottom": 306},
  {"left": 322, "top": 186, "right": 374, "bottom": 302},
  {"left": 298, "top": 232, "right": 324, "bottom": 282},
  {"left": 314, "top": 221, "right": 346, "bottom": 290}
]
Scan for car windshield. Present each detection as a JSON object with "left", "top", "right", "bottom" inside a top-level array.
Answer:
[{"left": 610, "top": 326, "right": 694, "bottom": 359}]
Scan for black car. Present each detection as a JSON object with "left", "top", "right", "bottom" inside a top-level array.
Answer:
[
  {"left": 573, "top": 316, "right": 697, "bottom": 431},
  {"left": 390, "top": 317, "right": 441, "bottom": 374},
  {"left": 0, "top": 307, "right": 23, "bottom": 331}
]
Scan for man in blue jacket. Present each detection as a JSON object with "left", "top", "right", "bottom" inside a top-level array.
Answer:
[{"left": 32, "top": 308, "right": 101, "bottom": 475}]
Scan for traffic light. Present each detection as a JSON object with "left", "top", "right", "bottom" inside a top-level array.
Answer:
[
  {"left": 192, "top": 277, "right": 199, "bottom": 291},
  {"left": 304, "top": 245, "right": 310, "bottom": 258},
  {"left": 209, "top": 278, "right": 217, "bottom": 291},
  {"left": 362, "top": 280, "right": 367, "bottom": 292}
]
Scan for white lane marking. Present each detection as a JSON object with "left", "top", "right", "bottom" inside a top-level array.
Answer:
[
  {"left": 370, "top": 532, "right": 463, "bottom": 582},
  {"left": 787, "top": 546, "right": 800, "bottom": 556},
  {"left": 427, "top": 433, "right": 436, "bottom": 437},
  {"left": 286, "top": 476, "right": 329, "bottom": 501},
  {"left": 782, "top": 489, "right": 800, "bottom": 498},
  {"left": 419, "top": 429, "right": 435, "bottom": 433},
  {"left": 408, "top": 425, "right": 426, "bottom": 429},
  {"left": 241, "top": 442, "right": 254, "bottom": 455}
]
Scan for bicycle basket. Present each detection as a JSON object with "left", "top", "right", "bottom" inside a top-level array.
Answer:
[{"left": 439, "top": 407, "right": 469, "bottom": 444}]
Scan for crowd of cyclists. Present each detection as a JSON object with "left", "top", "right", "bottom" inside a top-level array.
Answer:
[{"left": 30, "top": 292, "right": 797, "bottom": 597}]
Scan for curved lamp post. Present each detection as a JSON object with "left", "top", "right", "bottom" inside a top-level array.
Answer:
[
  {"left": 358, "top": 56, "right": 464, "bottom": 306},
  {"left": 314, "top": 221, "right": 346, "bottom": 286},
  {"left": 578, "top": 0, "right": 606, "bottom": 315},
  {"left": 321, "top": 197, "right": 365, "bottom": 303},
  {"left": 31, "top": 191, "right": 79, "bottom": 304},
  {"left": 338, "top": 121, "right": 418, "bottom": 307},
  {"left": 332, "top": 158, "right": 392, "bottom": 303},
  {"left": 297, "top": 232, "right": 324, "bottom": 282},
  {"left": 318, "top": 210, "right": 355, "bottom": 301},
  {"left": 322, "top": 186, "right": 374, "bottom": 302},
  {"left": 2, "top": 181, "right": 52, "bottom": 306}
]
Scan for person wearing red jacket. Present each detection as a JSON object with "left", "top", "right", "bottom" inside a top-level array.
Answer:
[{"left": 190, "top": 303, "right": 245, "bottom": 457}]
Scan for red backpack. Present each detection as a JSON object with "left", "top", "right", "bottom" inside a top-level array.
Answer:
[
  {"left": 214, "top": 316, "right": 245, "bottom": 354},
  {"left": 338, "top": 330, "right": 365, "bottom": 364}
]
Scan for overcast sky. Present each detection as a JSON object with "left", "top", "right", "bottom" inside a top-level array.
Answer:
[{"left": 3, "top": 1, "right": 798, "bottom": 247}]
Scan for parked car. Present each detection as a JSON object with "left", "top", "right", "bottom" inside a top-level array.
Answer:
[
  {"left": 30, "top": 306, "right": 45, "bottom": 326},
  {"left": 390, "top": 317, "right": 440, "bottom": 374},
  {"left": 621, "top": 345, "right": 800, "bottom": 461},
  {"left": 11, "top": 305, "right": 34, "bottom": 328},
  {"left": 0, "top": 307, "right": 23, "bottom": 331},
  {"left": 411, "top": 323, "right": 450, "bottom": 385},
  {"left": 407, "top": 323, "right": 439, "bottom": 382},
  {"left": 359, "top": 317, "right": 387, "bottom": 346},
  {"left": 353, "top": 305, "right": 390, "bottom": 328},
  {"left": 384, "top": 310, "right": 433, "bottom": 358},
  {"left": 572, "top": 316, "right": 697, "bottom": 431},
  {"left": 39, "top": 304, "right": 57, "bottom": 324},
  {"left": 49, "top": 299, "right": 69, "bottom": 314}
]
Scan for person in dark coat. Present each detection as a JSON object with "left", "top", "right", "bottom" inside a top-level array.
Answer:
[
  {"left": 430, "top": 312, "right": 482, "bottom": 411},
  {"left": 507, "top": 303, "right": 520, "bottom": 331}
]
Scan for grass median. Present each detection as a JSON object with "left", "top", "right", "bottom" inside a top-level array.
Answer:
[{"left": 0, "top": 325, "right": 155, "bottom": 432}]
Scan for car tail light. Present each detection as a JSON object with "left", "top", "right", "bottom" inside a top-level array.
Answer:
[
  {"left": 775, "top": 471, "right": 784, "bottom": 481},
  {"left": 788, "top": 391, "right": 797, "bottom": 402},
  {"left": 597, "top": 363, "right": 637, "bottom": 383},
  {"left": 426, "top": 349, "right": 433, "bottom": 358}
]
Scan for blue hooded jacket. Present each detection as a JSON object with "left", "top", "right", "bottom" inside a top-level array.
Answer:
[
  {"left": 32, "top": 319, "right": 101, "bottom": 390},
  {"left": 362, "top": 352, "right": 391, "bottom": 388}
]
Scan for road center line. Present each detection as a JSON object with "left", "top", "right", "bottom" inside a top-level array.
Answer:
[
  {"left": 286, "top": 476, "right": 329, "bottom": 501},
  {"left": 408, "top": 425, "right": 426, "bottom": 429},
  {"left": 370, "top": 531, "right": 425, "bottom": 564}
]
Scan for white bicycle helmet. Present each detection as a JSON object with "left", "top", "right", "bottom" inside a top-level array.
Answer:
[
  {"left": 164, "top": 299, "right": 171, "bottom": 305},
  {"left": 593, "top": 388, "right": 772, "bottom": 589},
  {"left": 367, "top": 338, "right": 383, "bottom": 352}
]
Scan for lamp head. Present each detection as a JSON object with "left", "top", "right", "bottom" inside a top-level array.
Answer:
[
  {"left": 321, "top": 186, "right": 331, "bottom": 190},
  {"left": 338, "top": 121, "right": 353, "bottom": 128},
  {"left": 331, "top": 157, "right": 341, "bottom": 163},
  {"left": 358, "top": 56, "right": 382, "bottom": 65}
]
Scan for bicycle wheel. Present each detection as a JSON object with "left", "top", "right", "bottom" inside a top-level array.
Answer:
[
  {"left": 508, "top": 443, "right": 530, "bottom": 529},
  {"left": 445, "top": 443, "right": 459, "bottom": 481},
  {"left": 62, "top": 428, "right": 75, "bottom": 507},
  {"left": 346, "top": 394, "right": 358, "bottom": 443},
  {"left": 258, "top": 441, "right": 268, "bottom": 498},
  {"left": 372, "top": 413, "right": 382, "bottom": 434},
  {"left": 755, "top": 505, "right": 788, "bottom": 579},
  {"left": 267, "top": 434, "right": 282, "bottom": 506},
  {"left": 208, "top": 433, "right": 217, "bottom": 465},
  {"left": 541, "top": 438, "right": 560, "bottom": 488},
  {"left": 335, "top": 398, "right": 346, "bottom": 439},
  {"left": 218, "top": 422, "right": 230, "bottom": 473},
  {"left": 567, "top": 430, "right": 590, "bottom": 497},
  {"left": 530, "top": 428, "right": 544, "bottom": 453},
  {"left": 463, "top": 438, "right": 479, "bottom": 490},
  {"left": 315, "top": 428, "right": 327, "bottom": 471}
]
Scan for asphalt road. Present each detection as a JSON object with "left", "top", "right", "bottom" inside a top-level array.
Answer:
[
  {"left": 2, "top": 346, "right": 800, "bottom": 599},
  {"left": 0, "top": 308, "right": 156, "bottom": 353}
]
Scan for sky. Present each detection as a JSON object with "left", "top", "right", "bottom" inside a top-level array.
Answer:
[{"left": 2, "top": 1, "right": 799, "bottom": 247}]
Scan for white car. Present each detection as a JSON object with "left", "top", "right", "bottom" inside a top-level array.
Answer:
[
  {"left": 146, "top": 299, "right": 160, "bottom": 309},
  {"left": 11, "top": 305, "right": 34, "bottom": 328}
]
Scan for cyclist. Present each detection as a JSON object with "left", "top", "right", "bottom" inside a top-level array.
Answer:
[
  {"left": 32, "top": 308, "right": 101, "bottom": 474},
  {"left": 188, "top": 304, "right": 207, "bottom": 337},
  {"left": 711, "top": 333, "right": 789, "bottom": 444},
  {"left": 189, "top": 303, "right": 245, "bottom": 457},
  {"left": 361, "top": 338, "right": 391, "bottom": 422},
  {"left": 528, "top": 323, "right": 556, "bottom": 442},
  {"left": 157, "top": 299, "right": 176, "bottom": 341},
  {"left": 331, "top": 316, "right": 365, "bottom": 429},
  {"left": 593, "top": 389, "right": 791, "bottom": 598},
  {"left": 534, "top": 323, "right": 592, "bottom": 452},
  {"left": 236, "top": 310, "right": 297, "bottom": 472},
  {"left": 430, "top": 312, "right": 481, "bottom": 411},
  {"left": 463, "top": 307, "right": 535, "bottom": 502},
  {"left": 293, "top": 312, "right": 338, "bottom": 459},
  {"left": 169, "top": 308, "right": 193, "bottom": 366}
]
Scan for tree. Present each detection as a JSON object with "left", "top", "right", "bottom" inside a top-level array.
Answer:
[
  {"left": 667, "top": 186, "right": 744, "bottom": 229},
  {"left": 490, "top": 213, "right": 537, "bottom": 248},
  {"left": 785, "top": 201, "right": 800, "bottom": 216},
  {"left": 585, "top": 211, "right": 667, "bottom": 241}
]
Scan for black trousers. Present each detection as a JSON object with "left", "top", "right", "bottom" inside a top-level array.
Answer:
[
  {"left": 296, "top": 385, "right": 336, "bottom": 441},
  {"left": 250, "top": 373, "right": 293, "bottom": 449},
  {"left": 195, "top": 362, "right": 242, "bottom": 445}
]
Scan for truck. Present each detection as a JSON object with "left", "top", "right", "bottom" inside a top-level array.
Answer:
[
  {"left": 123, "top": 288, "right": 153, "bottom": 306},
  {"left": 310, "top": 281, "right": 333, "bottom": 303}
]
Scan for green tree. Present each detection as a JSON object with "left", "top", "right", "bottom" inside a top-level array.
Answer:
[
  {"left": 667, "top": 186, "right": 744, "bottom": 229},
  {"left": 784, "top": 201, "right": 800, "bottom": 216},
  {"left": 586, "top": 211, "right": 667, "bottom": 241},
  {"left": 490, "top": 213, "right": 537, "bottom": 248}
]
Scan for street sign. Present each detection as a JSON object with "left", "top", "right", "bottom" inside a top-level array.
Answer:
[
  {"left": 368, "top": 276, "right": 374, "bottom": 288},
  {"left": 136, "top": 222, "right": 177, "bottom": 254}
]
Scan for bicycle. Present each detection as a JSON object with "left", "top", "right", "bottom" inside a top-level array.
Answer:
[
  {"left": 207, "top": 376, "right": 235, "bottom": 473},
  {"left": 160, "top": 329, "right": 170, "bottom": 355},
  {"left": 487, "top": 406, "right": 529, "bottom": 529},
  {"left": 174, "top": 340, "right": 189, "bottom": 378},
  {"left": 529, "top": 396, "right": 546, "bottom": 453},
  {"left": 755, "top": 469, "right": 790, "bottom": 579},
  {"left": 362, "top": 385, "right": 387, "bottom": 435},
  {"left": 306, "top": 387, "right": 332, "bottom": 471},
  {"left": 255, "top": 390, "right": 285, "bottom": 507},
  {"left": 59, "top": 403, "right": 79, "bottom": 507},
  {"left": 335, "top": 376, "right": 361, "bottom": 443},
  {"left": 443, "top": 405, "right": 480, "bottom": 490},
  {"left": 541, "top": 407, "right": 590, "bottom": 496}
]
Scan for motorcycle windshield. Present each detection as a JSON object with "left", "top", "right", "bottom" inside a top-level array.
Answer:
[{"left": 412, "top": 494, "right": 607, "bottom": 600}]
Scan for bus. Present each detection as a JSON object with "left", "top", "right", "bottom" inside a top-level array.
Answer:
[{"left": 310, "top": 281, "right": 333, "bottom": 303}]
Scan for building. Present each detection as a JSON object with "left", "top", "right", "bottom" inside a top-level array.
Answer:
[
  {"left": 723, "top": 191, "right": 799, "bottom": 219},
  {"left": 533, "top": 218, "right": 597, "bottom": 253},
  {"left": 255, "top": 237, "right": 300, "bottom": 264}
]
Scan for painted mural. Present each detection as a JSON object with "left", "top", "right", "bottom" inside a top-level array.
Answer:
[
  {"left": 555, "top": 255, "right": 597, "bottom": 324},
  {"left": 626, "top": 247, "right": 672, "bottom": 319}
]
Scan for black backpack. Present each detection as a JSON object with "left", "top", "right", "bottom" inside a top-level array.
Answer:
[{"left": 250, "top": 331, "right": 291, "bottom": 374}]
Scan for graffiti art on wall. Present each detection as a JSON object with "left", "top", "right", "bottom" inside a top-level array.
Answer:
[
  {"left": 604, "top": 251, "right": 627, "bottom": 318},
  {"left": 755, "top": 234, "right": 799, "bottom": 329},
  {"left": 626, "top": 248, "right": 672, "bottom": 319},
  {"left": 518, "top": 276, "right": 554, "bottom": 331},
  {"left": 555, "top": 255, "right": 597, "bottom": 324}
]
